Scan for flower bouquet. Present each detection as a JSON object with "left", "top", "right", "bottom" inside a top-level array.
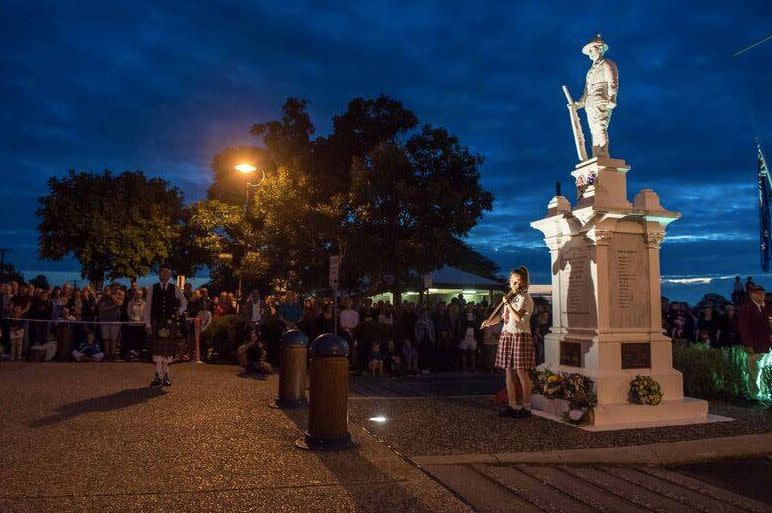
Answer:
[
  {"left": 561, "top": 373, "right": 597, "bottom": 425},
  {"left": 628, "top": 375, "right": 663, "bottom": 405}
]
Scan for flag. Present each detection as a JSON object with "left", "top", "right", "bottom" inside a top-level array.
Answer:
[{"left": 759, "top": 142, "right": 770, "bottom": 272}]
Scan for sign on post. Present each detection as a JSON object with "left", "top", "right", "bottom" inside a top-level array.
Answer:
[{"left": 329, "top": 255, "right": 340, "bottom": 288}]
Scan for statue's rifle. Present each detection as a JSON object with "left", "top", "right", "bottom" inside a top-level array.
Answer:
[{"left": 562, "top": 85, "right": 588, "bottom": 162}]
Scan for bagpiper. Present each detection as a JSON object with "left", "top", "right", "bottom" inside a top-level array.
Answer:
[{"left": 144, "top": 263, "right": 187, "bottom": 387}]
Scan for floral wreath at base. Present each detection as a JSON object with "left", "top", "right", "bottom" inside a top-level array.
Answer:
[
  {"left": 532, "top": 370, "right": 597, "bottom": 425},
  {"left": 628, "top": 375, "right": 663, "bottom": 405}
]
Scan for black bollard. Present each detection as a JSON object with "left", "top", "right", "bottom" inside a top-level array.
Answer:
[
  {"left": 271, "top": 329, "right": 308, "bottom": 409},
  {"left": 296, "top": 333, "right": 353, "bottom": 450}
]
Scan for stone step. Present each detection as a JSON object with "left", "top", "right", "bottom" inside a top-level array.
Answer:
[
  {"left": 516, "top": 464, "right": 650, "bottom": 513},
  {"left": 424, "top": 462, "right": 772, "bottom": 513},
  {"left": 637, "top": 466, "right": 771, "bottom": 513},
  {"left": 560, "top": 465, "right": 694, "bottom": 512},
  {"left": 475, "top": 464, "right": 598, "bottom": 513},
  {"left": 603, "top": 465, "right": 750, "bottom": 513},
  {"left": 422, "top": 464, "right": 541, "bottom": 513}
]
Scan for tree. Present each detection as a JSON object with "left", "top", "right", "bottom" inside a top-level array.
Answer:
[
  {"left": 445, "top": 239, "right": 500, "bottom": 280},
  {"left": 201, "top": 96, "right": 495, "bottom": 297},
  {"left": 29, "top": 274, "right": 49, "bottom": 290},
  {"left": 0, "top": 263, "right": 24, "bottom": 284},
  {"left": 37, "top": 170, "right": 185, "bottom": 282},
  {"left": 166, "top": 206, "right": 216, "bottom": 279}
]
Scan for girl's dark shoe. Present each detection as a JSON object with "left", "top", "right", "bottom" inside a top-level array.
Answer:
[
  {"left": 512, "top": 408, "right": 532, "bottom": 418},
  {"left": 162, "top": 374, "right": 172, "bottom": 387},
  {"left": 150, "top": 375, "right": 162, "bottom": 388},
  {"left": 498, "top": 407, "right": 517, "bottom": 417}
]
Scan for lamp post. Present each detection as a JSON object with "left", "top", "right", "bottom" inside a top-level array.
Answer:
[{"left": 234, "top": 163, "right": 266, "bottom": 298}]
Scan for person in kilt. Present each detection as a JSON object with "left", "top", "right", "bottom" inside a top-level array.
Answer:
[
  {"left": 482, "top": 266, "right": 535, "bottom": 418},
  {"left": 143, "top": 263, "right": 187, "bottom": 387}
]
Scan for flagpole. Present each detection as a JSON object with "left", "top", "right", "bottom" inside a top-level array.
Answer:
[{"left": 758, "top": 141, "right": 770, "bottom": 272}]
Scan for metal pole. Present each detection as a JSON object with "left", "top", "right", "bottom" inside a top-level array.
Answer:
[{"left": 238, "top": 184, "right": 249, "bottom": 299}]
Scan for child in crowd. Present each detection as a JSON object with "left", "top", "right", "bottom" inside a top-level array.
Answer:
[
  {"left": 458, "top": 303, "right": 478, "bottom": 371},
  {"left": 368, "top": 342, "right": 384, "bottom": 376},
  {"left": 385, "top": 339, "right": 401, "bottom": 376},
  {"left": 29, "top": 331, "right": 58, "bottom": 361},
  {"left": 400, "top": 338, "right": 419, "bottom": 375},
  {"left": 670, "top": 317, "right": 687, "bottom": 341},
  {"left": 697, "top": 328, "right": 713, "bottom": 346},
  {"left": 72, "top": 330, "right": 105, "bottom": 362},
  {"left": 8, "top": 304, "right": 25, "bottom": 360}
]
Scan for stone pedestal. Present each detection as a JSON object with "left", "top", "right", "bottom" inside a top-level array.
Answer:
[{"left": 531, "top": 157, "right": 708, "bottom": 428}]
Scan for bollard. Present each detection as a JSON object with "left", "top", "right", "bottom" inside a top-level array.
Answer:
[
  {"left": 271, "top": 329, "right": 308, "bottom": 409},
  {"left": 296, "top": 333, "right": 353, "bottom": 450}
]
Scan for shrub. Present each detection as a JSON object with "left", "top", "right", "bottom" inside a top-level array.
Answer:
[
  {"left": 672, "top": 343, "right": 751, "bottom": 400},
  {"left": 760, "top": 365, "right": 772, "bottom": 400}
]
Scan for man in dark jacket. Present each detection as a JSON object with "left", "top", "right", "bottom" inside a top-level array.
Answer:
[{"left": 738, "top": 285, "right": 772, "bottom": 396}]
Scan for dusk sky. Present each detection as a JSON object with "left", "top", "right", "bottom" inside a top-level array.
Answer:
[{"left": 2, "top": 1, "right": 771, "bottom": 302}]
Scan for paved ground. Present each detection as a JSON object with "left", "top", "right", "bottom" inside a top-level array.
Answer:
[
  {"left": 0, "top": 362, "right": 472, "bottom": 513},
  {"left": 2, "top": 363, "right": 771, "bottom": 512},
  {"left": 349, "top": 372, "right": 772, "bottom": 456}
]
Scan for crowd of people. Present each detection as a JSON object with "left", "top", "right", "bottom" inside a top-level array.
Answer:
[
  {"left": 0, "top": 277, "right": 554, "bottom": 375},
  {"left": 1, "top": 273, "right": 770, "bottom": 379},
  {"left": 663, "top": 276, "right": 770, "bottom": 353},
  {"left": 0, "top": 279, "right": 216, "bottom": 362},
  {"left": 249, "top": 290, "right": 553, "bottom": 376}
]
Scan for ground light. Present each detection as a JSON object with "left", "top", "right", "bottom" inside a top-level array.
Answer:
[
  {"left": 368, "top": 416, "right": 388, "bottom": 423},
  {"left": 755, "top": 350, "right": 772, "bottom": 400}
]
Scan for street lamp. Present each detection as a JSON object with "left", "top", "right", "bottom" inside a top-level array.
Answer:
[
  {"left": 236, "top": 163, "right": 266, "bottom": 212},
  {"left": 234, "top": 163, "right": 266, "bottom": 299}
]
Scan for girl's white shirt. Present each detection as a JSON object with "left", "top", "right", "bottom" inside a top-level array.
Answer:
[{"left": 502, "top": 291, "right": 534, "bottom": 335}]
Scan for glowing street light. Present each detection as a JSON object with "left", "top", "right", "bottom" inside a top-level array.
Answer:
[{"left": 235, "top": 163, "right": 257, "bottom": 173}]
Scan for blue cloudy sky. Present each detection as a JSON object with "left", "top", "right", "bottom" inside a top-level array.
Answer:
[{"left": 1, "top": 1, "right": 771, "bottom": 302}]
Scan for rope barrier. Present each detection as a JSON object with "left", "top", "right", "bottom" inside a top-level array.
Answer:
[{"left": 5, "top": 318, "right": 148, "bottom": 326}]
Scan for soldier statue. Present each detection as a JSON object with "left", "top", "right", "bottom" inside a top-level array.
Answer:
[
  {"left": 144, "top": 263, "right": 187, "bottom": 387},
  {"left": 574, "top": 34, "right": 619, "bottom": 159}
]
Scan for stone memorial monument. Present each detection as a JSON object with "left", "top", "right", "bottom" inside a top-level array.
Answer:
[{"left": 530, "top": 35, "right": 709, "bottom": 428}]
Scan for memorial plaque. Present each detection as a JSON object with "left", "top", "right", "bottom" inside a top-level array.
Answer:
[
  {"left": 621, "top": 343, "right": 651, "bottom": 369},
  {"left": 560, "top": 342, "right": 582, "bottom": 367},
  {"left": 558, "top": 239, "right": 596, "bottom": 328},
  {"left": 609, "top": 232, "right": 650, "bottom": 328}
]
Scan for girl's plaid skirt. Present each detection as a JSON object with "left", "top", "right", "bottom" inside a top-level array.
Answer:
[{"left": 495, "top": 331, "right": 535, "bottom": 370}]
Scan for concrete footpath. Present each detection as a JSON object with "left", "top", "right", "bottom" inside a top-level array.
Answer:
[
  {"left": 0, "top": 363, "right": 472, "bottom": 513},
  {"left": 2, "top": 363, "right": 771, "bottom": 512}
]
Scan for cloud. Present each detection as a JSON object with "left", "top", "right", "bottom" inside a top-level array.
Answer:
[{"left": 1, "top": 0, "right": 771, "bottom": 281}]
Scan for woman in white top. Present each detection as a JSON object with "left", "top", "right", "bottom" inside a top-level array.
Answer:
[{"left": 482, "top": 266, "right": 535, "bottom": 418}]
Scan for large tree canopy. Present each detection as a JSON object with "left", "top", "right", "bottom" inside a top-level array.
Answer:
[
  {"left": 37, "top": 170, "right": 186, "bottom": 282},
  {"left": 199, "top": 95, "right": 496, "bottom": 297}
]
